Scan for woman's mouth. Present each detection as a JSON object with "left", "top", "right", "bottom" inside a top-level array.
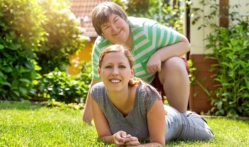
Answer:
[
  {"left": 112, "top": 29, "right": 122, "bottom": 36},
  {"left": 110, "top": 79, "right": 121, "bottom": 83}
]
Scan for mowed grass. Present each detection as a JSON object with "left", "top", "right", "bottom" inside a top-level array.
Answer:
[{"left": 0, "top": 101, "right": 249, "bottom": 147}]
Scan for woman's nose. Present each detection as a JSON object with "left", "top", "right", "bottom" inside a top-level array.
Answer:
[
  {"left": 111, "top": 25, "right": 117, "bottom": 32},
  {"left": 112, "top": 67, "right": 119, "bottom": 75}
]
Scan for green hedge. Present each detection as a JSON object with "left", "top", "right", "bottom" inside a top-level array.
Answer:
[
  {"left": 0, "top": 0, "right": 44, "bottom": 100},
  {"left": 0, "top": 0, "right": 89, "bottom": 101},
  {"left": 191, "top": 0, "right": 249, "bottom": 117}
]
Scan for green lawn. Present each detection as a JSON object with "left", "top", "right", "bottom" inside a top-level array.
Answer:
[{"left": 0, "top": 101, "right": 248, "bottom": 147}]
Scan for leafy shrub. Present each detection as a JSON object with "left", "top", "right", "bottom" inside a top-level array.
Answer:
[
  {"left": 0, "top": 0, "right": 89, "bottom": 101},
  {"left": 0, "top": 0, "right": 45, "bottom": 100},
  {"left": 191, "top": 0, "right": 249, "bottom": 117},
  {"left": 35, "top": 0, "right": 89, "bottom": 74},
  {"left": 75, "top": 61, "right": 92, "bottom": 103},
  {"left": 33, "top": 69, "right": 87, "bottom": 103},
  {"left": 206, "top": 21, "right": 249, "bottom": 117},
  {"left": 113, "top": 0, "right": 184, "bottom": 33}
]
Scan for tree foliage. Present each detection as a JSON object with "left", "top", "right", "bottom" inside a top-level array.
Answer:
[
  {"left": 113, "top": 0, "right": 184, "bottom": 33},
  {"left": 36, "top": 0, "right": 89, "bottom": 74},
  {"left": 0, "top": 0, "right": 45, "bottom": 100},
  {"left": 0, "top": 0, "right": 88, "bottom": 100}
]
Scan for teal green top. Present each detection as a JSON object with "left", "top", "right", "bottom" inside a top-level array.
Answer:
[{"left": 91, "top": 17, "right": 181, "bottom": 83}]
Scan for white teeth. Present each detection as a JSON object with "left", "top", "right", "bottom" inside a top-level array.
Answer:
[{"left": 110, "top": 80, "right": 120, "bottom": 83}]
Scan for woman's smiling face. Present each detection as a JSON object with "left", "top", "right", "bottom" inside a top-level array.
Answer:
[
  {"left": 98, "top": 51, "right": 134, "bottom": 92},
  {"left": 101, "top": 14, "right": 130, "bottom": 45}
]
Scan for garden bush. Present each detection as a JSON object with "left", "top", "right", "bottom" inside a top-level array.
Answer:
[
  {"left": 36, "top": 0, "right": 89, "bottom": 74},
  {"left": 74, "top": 61, "right": 92, "bottom": 103},
  {"left": 33, "top": 68, "right": 87, "bottom": 103},
  {"left": 113, "top": 0, "right": 185, "bottom": 33},
  {"left": 32, "top": 61, "right": 92, "bottom": 103},
  {"left": 0, "top": 0, "right": 89, "bottom": 101},
  {"left": 191, "top": 0, "right": 249, "bottom": 117},
  {"left": 0, "top": 0, "right": 45, "bottom": 100}
]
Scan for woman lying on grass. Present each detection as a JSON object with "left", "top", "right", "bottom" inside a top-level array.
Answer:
[{"left": 90, "top": 44, "right": 214, "bottom": 146}]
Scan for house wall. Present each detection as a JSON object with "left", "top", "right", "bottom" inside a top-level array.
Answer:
[
  {"left": 230, "top": 0, "right": 249, "bottom": 16},
  {"left": 190, "top": 0, "right": 219, "bottom": 54},
  {"left": 190, "top": 0, "right": 249, "bottom": 54},
  {"left": 67, "top": 37, "right": 96, "bottom": 76},
  {"left": 189, "top": 0, "right": 220, "bottom": 113},
  {"left": 189, "top": 0, "right": 249, "bottom": 113}
]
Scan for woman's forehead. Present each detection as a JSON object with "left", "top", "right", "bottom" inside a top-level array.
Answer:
[{"left": 102, "top": 52, "right": 128, "bottom": 62}]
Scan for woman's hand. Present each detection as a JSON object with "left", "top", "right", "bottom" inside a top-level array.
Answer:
[
  {"left": 113, "top": 131, "right": 127, "bottom": 146},
  {"left": 124, "top": 134, "right": 140, "bottom": 147},
  {"left": 146, "top": 54, "right": 161, "bottom": 74}
]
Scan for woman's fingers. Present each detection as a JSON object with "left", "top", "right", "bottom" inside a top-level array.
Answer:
[
  {"left": 125, "top": 135, "right": 140, "bottom": 146},
  {"left": 113, "top": 131, "right": 127, "bottom": 146}
]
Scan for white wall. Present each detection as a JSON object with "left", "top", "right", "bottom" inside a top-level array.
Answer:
[
  {"left": 190, "top": 0, "right": 249, "bottom": 54},
  {"left": 229, "top": 0, "right": 249, "bottom": 25},
  {"left": 230, "top": 0, "right": 249, "bottom": 16},
  {"left": 190, "top": 0, "right": 219, "bottom": 54}
]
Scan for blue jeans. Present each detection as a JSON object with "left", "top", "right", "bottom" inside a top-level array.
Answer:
[{"left": 165, "top": 105, "right": 214, "bottom": 141}]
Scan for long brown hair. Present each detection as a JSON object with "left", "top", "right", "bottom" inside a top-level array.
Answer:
[
  {"left": 99, "top": 44, "right": 162, "bottom": 100},
  {"left": 91, "top": 2, "right": 127, "bottom": 36}
]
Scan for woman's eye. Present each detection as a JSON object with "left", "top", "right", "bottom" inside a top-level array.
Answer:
[
  {"left": 119, "top": 65, "right": 126, "bottom": 68},
  {"left": 105, "top": 66, "right": 112, "bottom": 68}
]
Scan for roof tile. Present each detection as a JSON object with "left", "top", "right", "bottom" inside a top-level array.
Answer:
[{"left": 70, "top": 0, "right": 111, "bottom": 37}]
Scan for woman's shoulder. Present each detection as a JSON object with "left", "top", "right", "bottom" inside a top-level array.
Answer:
[
  {"left": 90, "top": 82, "right": 106, "bottom": 96},
  {"left": 135, "top": 82, "right": 161, "bottom": 112},
  {"left": 128, "top": 16, "right": 158, "bottom": 27},
  {"left": 94, "top": 36, "right": 112, "bottom": 48},
  {"left": 136, "top": 82, "right": 161, "bottom": 99},
  {"left": 91, "top": 82, "right": 105, "bottom": 89}
]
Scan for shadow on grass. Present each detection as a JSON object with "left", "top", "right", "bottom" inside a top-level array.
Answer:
[{"left": 0, "top": 100, "right": 43, "bottom": 110}]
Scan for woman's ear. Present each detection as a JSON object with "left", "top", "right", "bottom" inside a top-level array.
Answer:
[
  {"left": 98, "top": 68, "right": 101, "bottom": 77},
  {"left": 130, "top": 67, "right": 134, "bottom": 78}
]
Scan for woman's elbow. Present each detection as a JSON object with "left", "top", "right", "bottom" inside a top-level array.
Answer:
[
  {"left": 180, "top": 36, "right": 191, "bottom": 53},
  {"left": 185, "top": 42, "right": 191, "bottom": 52}
]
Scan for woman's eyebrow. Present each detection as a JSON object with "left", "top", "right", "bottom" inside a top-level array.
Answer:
[
  {"left": 101, "top": 23, "right": 109, "bottom": 28},
  {"left": 112, "top": 16, "right": 118, "bottom": 21}
]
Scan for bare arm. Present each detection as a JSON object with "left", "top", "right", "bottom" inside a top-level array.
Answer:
[
  {"left": 146, "top": 98, "right": 166, "bottom": 146},
  {"left": 155, "top": 34, "right": 190, "bottom": 61},
  {"left": 92, "top": 96, "right": 128, "bottom": 146},
  {"left": 124, "top": 98, "right": 166, "bottom": 147},
  {"left": 147, "top": 35, "right": 190, "bottom": 73},
  {"left": 82, "top": 78, "right": 100, "bottom": 125},
  {"left": 91, "top": 96, "right": 113, "bottom": 141}
]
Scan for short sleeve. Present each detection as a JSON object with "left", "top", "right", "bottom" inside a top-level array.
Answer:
[
  {"left": 90, "top": 82, "right": 105, "bottom": 103},
  {"left": 145, "top": 85, "right": 162, "bottom": 111},
  {"left": 137, "top": 84, "right": 162, "bottom": 113},
  {"left": 90, "top": 82, "right": 98, "bottom": 100},
  {"left": 155, "top": 23, "right": 181, "bottom": 49}
]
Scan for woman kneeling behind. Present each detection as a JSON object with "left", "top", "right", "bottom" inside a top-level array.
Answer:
[{"left": 90, "top": 44, "right": 214, "bottom": 146}]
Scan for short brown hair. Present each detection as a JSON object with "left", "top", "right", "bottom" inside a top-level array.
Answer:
[{"left": 91, "top": 2, "right": 127, "bottom": 36}]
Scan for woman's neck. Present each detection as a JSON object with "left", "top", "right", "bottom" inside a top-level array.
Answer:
[
  {"left": 107, "top": 86, "right": 136, "bottom": 116},
  {"left": 107, "top": 87, "right": 129, "bottom": 104}
]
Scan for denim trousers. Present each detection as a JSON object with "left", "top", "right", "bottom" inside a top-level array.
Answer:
[{"left": 164, "top": 105, "right": 214, "bottom": 141}]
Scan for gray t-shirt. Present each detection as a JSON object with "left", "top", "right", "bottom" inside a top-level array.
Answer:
[{"left": 90, "top": 82, "right": 161, "bottom": 141}]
